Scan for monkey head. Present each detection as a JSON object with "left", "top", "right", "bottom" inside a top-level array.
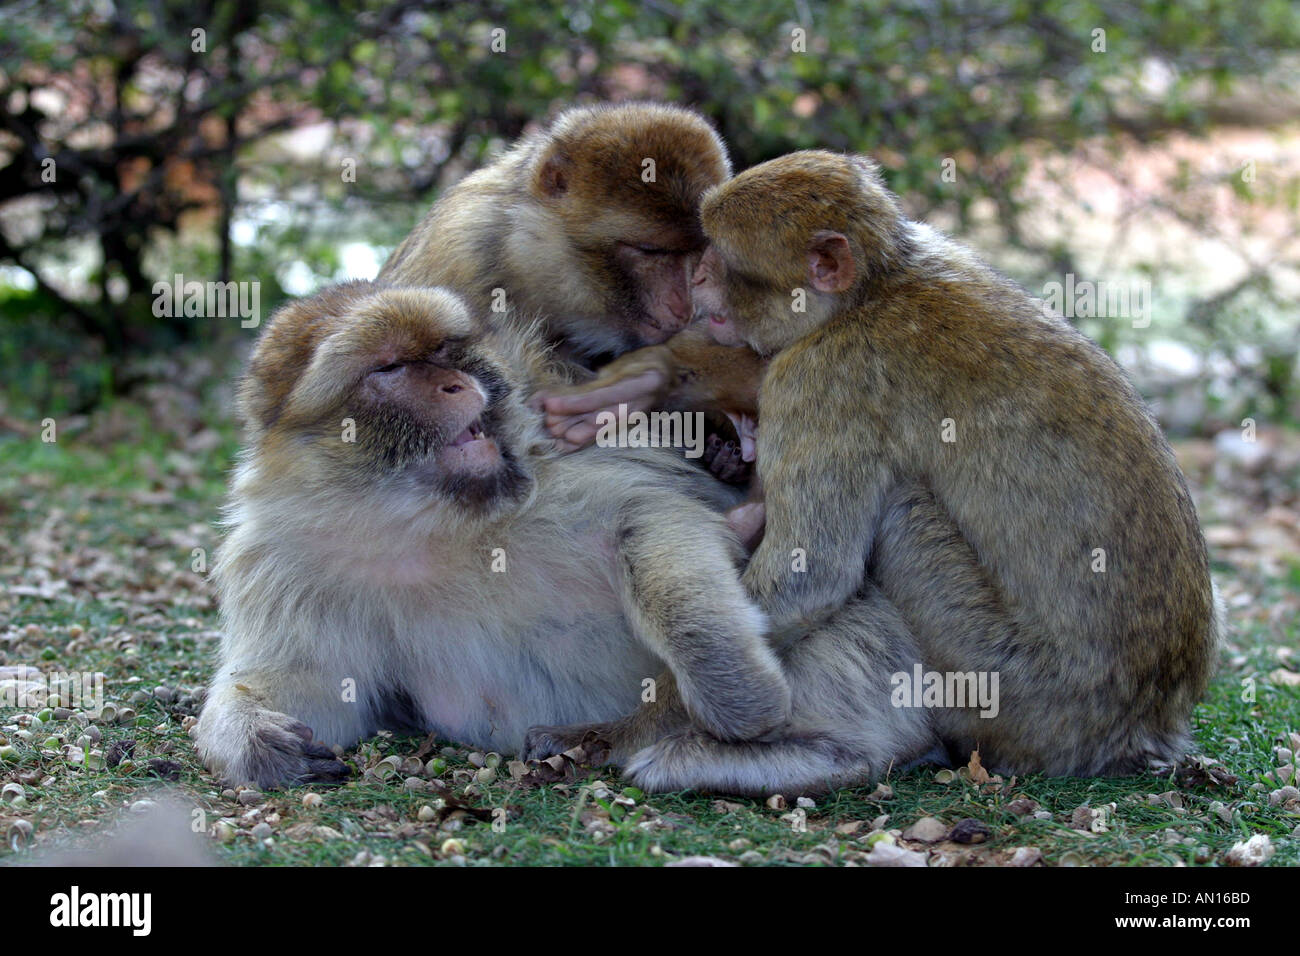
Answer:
[
  {"left": 528, "top": 103, "right": 731, "bottom": 354},
  {"left": 239, "top": 282, "right": 540, "bottom": 518},
  {"left": 694, "top": 150, "right": 909, "bottom": 355}
]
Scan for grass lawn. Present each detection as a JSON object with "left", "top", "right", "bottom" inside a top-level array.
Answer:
[{"left": 2, "top": 362, "right": 1298, "bottom": 867}]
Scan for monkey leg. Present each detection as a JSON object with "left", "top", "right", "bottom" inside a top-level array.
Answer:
[
  {"left": 865, "top": 482, "right": 1028, "bottom": 767},
  {"left": 196, "top": 667, "right": 356, "bottom": 789},
  {"left": 622, "top": 585, "right": 938, "bottom": 796},
  {"left": 521, "top": 670, "right": 694, "bottom": 763},
  {"left": 867, "top": 483, "right": 1153, "bottom": 775},
  {"left": 613, "top": 496, "right": 792, "bottom": 742}
]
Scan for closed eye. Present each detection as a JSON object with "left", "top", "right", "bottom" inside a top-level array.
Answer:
[
  {"left": 621, "top": 241, "right": 674, "bottom": 256},
  {"left": 368, "top": 337, "right": 471, "bottom": 376},
  {"left": 430, "top": 337, "right": 470, "bottom": 362}
]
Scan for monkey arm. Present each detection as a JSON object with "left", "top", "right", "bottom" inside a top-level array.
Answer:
[
  {"left": 740, "top": 346, "right": 886, "bottom": 637},
  {"left": 659, "top": 328, "right": 765, "bottom": 417},
  {"left": 610, "top": 490, "right": 791, "bottom": 741},
  {"left": 538, "top": 328, "right": 767, "bottom": 451}
]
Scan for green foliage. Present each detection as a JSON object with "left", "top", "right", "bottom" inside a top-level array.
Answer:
[
  {"left": 0, "top": 0, "right": 1297, "bottom": 412},
  {"left": 0, "top": 286, "right": 113, "bottom": 417}
]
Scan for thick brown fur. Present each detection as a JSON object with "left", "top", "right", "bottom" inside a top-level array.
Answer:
[
  {"left": 590, "top": 327, "right": 765, "bottom": 420},
  {"left": 380, "top": 103, "right": 732, "bottom": 367},
  {"left": 194, "top": 281, "right": 804, "bottom": 790},
  {"left": 680, "top": 150, "right": 1222, "bottom": 778},
  {"left": 538, "top": 325, "right": 767, "bottom": 459}
]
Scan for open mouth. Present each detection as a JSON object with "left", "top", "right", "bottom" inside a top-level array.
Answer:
[{"left": 449, "top": 419, "right": 488, "bottom": 446}]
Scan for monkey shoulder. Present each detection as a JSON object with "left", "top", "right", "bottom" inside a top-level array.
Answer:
[{"left": 380, "top": 162, "right": 521, "bottom": 288}]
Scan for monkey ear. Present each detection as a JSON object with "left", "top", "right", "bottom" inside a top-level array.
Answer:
[
  {"left": 537, "top": 153, "right": 572, "bottom": 198},
  {"left": 807, "top": 231, "right": 855, "bottom": 293}
]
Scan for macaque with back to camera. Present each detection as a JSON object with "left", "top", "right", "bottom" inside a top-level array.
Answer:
[
  {"left": 194, "top": 281, "right": 802, "bottom": 790},
  {"left": 535, "top": 150, "right": 1222, "bottom": 788}
]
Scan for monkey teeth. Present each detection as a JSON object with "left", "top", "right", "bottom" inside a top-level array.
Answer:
[{"left": 450, "top": 420, "right": 487, "bottom": 446}]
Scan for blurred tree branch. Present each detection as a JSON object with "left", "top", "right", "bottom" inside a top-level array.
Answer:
[{"left": 0, "top": 0, "right": 1296, "bottom": 423}]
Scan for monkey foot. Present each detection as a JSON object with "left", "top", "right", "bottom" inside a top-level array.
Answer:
[
  {"left": 520, "top": 723, "right": 615, "bottom": 765},
  {"left": 237, "top": 712, "right": 351, "bottom": 789}
]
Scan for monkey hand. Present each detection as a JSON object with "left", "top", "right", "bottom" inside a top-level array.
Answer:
[
  {"left": 703, "top": 434, "right": 750, "bottom": 483},
  {"left": 197, "top": 694, "right": 351, "bottom": 790},
  {"left": 725, "top": 500, "right": 766, "bottom": 553},
  {"left": 537, "top": 349, "right": 674, "bottom": 451},
  {"left": 520, "top": 723, "right": 617, "bottom": 763}
]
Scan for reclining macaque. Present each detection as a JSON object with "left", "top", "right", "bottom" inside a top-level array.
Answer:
[{"left": 195, "top": 282, "right": 799, "bottom": 790}]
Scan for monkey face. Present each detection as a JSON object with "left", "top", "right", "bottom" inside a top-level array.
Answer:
[
  {"left": 691, "top": 245, "right": 745, "bottom": 347},
  {"left": 690, "top": 242, "right": 814, "bottom": 355},
  {"left": 350, "top": 335, "right": 528, "bottom": 508},
  {"left": 241, "top": 284, "right": 535, "bottom": 514},
  {"left": 529, "top": 103, "right": 730, "bottom": 354},
  {"left": 694, "top": 151, "right": 913, "bottom": 356},
  {"left": 607, "top": 238, "right": 701, "bottom": 345}
]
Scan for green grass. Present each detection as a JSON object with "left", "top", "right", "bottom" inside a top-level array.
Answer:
[{"left": 2, "top": 391, "right": 1298, "bottom": 867}]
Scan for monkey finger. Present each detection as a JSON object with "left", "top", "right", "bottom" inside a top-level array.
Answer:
[
  {"left": 543, "top": 408, "right": 601, "bottom": 431},
  {"left": 544, "top": 418, "right": 601, "bottom": 452},
  {"left": 561, "top": 420, "right": 603, "bottom": 449},
  {"left": 702, "top": 434, "right": 723, "bottom": 470},
  {"left": 285, "top": 719, "right": 316, "bottom": 743},
  {"left": 301, "top": 740, "right": 339, "bottom": 761},
  {"left": 542, "top": 412, "right": 583, "bottom": 440},
  {"left": 719, "top": 449, "right": 751, "bottom": 484},
  {"left": 709, "top": 441, "right": 736, "bottom": 477},
  {"left": 725, "top": 501, "right": 767, "bottom": 552},
  {"left": 541, "top": 370, "right": 664, "bottom": 416},
  {"left": 522, "top": 722, "right": 615, "bottom": 762},
  {"left": 718, "top": 446, "right": 753, "bottom": 484}
]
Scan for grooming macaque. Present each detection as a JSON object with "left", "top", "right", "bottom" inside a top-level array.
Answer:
[
  {"left": 382, "top": 101, "right": 767, "bottom": 470},
  {"left": 195, "top": 281, "right": 796, "bottom": 789},
  {"left": 533, "top": 149, "right": 1219, "bottom": 785},
  {"left": 688, "top": 150, "right": 1219, "bottom": 776},
  {"left": 380, "top": 103, "right": 732, "bottom": 370}
]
